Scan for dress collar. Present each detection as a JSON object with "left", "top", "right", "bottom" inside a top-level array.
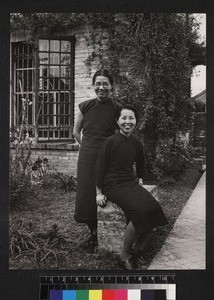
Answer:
[{"left": 118, "top": 131, "right": 131, "bottom": 139}]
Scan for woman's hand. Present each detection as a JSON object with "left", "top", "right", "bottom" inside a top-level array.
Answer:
[
  {"left": 139, "top": 178, "right": 143, "bottom": 186},
  {"left": 73, "top": 108, "right": 83, "bottom": 144},
  {"left": 96, "top": 193, "right": 107, "bottom": 207}
]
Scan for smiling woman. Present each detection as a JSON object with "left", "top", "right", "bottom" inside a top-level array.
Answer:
[
  {"left": 94, "top": 76, "right": 112, "bottom": 101},
  {"left": 95, "top": 104, "right": 168, "bottom": 270},
  {"left": 116, "top": 107, "right": 138, "bottom": 136},
  {"left": 73, "top": 69, "right": 120, "bottom": 253}
]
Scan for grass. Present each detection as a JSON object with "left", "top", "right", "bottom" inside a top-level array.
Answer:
[{"left": 9, "top": 164, "right": 203, "bottom": 270}]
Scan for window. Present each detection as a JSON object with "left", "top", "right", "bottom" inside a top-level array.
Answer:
[{"left": 11, "top": 37, "right": 74, "bottom": 142}]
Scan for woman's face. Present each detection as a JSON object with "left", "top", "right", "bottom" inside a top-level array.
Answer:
[
  {"left": 117, "top": 109, "right": 137, "bottom": 136},
  {"left": 94, "top": 76, "right": 112, "bottom": 101}
]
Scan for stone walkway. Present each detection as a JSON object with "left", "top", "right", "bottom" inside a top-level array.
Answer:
[{"left": 149, "top": 171, "right": 206, "bottom": 270}]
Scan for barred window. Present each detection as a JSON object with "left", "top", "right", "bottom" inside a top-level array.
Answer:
[{"left": 11, "top": 37, "right": 74, "bottom": 142}]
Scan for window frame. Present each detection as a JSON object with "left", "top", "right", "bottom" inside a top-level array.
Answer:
[{"left": 11, "top": 36, "right": 75, "bottom": 143}]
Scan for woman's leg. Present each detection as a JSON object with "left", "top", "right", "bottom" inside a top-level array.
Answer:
[
  {"left": 87, "top": 220, "right": 97, "bottom": 236},
  {"left": 134, "top": 230, "right": 150, "bottom": 253},
  {"left": 80, "top": 220, "right": 98, "bottom": 253},
  {"left": 120, "top": 221, "right": 138, "bottom": 260}
]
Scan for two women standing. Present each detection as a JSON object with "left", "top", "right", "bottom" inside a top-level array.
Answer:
[{"left": 74, "top": 69, "right": 168, "bottom": 269}]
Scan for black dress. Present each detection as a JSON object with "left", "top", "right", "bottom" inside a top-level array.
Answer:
[
  {"left": 74, "top": 98, "right": 119, "bottom": 223},
  {"left": 95, "top": 132, "right": 168, "bottom": 233}
]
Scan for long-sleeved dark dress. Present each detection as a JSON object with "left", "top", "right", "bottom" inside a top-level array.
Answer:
[
  {"left": 74, "top": 98, "right": 119, "bottom": 223},
  {"left": 95, "top": 132, "right": 168, "bottom": 233}
]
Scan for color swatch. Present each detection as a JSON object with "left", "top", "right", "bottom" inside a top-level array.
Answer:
[{"left": 50, "top": 289, "right": 166, "bottom": 300}]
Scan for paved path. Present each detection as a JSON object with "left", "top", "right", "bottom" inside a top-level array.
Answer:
[{"left": 148, "top": 171, "right": 206, "bottom": 270}]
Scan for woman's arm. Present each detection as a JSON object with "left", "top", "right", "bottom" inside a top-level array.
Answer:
[
  {"left": 95, "top": 138, "right": 111, "bottom": 201},
  {"left": 73, "top": 107, "right": 83, "bottom": 144},
  {"left": 135, "top": 140, "right": 146, "bottom": 181}
]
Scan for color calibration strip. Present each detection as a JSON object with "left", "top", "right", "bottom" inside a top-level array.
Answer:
[
  {"left": 40, "top": 275, "right": 176, "bottom": 300},
  {"left": 50, "top": 289, "right": 167, "bottom": 300}
]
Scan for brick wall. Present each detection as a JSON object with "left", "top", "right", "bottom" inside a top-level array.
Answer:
[
  {"left": 63, "top": 26, "right": 104, "bottom": 116},
  {"left": 10, "top": 25, "right": 104, "bottom": 175},
  {"left": 10, "top": 143, "right": 79, "bottom": 175}
]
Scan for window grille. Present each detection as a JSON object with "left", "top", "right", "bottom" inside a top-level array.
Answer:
[
  {"left": 11, "top": 37, "right": 74, "bottom": 142},
  {"left": 11, "top": 42, "right": 35, "bottom": 137}
]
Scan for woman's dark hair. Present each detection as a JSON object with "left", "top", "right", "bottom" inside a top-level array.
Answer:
[
  {"left": 92, "top": 69, "right": 114, "bottom": 86},
  {"left": 116, "top": 104, "right": 139, "bottom": 124}
]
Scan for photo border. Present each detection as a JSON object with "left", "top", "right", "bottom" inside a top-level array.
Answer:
[{"left": 1, "top": 1, "right": 214, "bottom": 299}]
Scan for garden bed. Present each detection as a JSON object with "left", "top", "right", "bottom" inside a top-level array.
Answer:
[{"left": 9, "top": 165, "right": 203, "bottom": 270}]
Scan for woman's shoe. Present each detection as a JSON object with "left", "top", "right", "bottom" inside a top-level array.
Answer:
[
  {"left": 119, "top": 255, "right": 138, "bottom": 270},
  {"left": 133, "top": 251, "right": 149, "bottom": 269},
  {"left": 79, "top": 235, "right": 98, "bottom": 253}
]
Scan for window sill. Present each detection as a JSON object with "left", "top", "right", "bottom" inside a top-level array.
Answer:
[{"left": 10, "top": 142, "right": 80, "bottom": 151}]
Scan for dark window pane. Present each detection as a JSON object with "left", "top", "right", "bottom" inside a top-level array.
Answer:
[
  {"left": 65, "top": 104, "right": 70, "bottom": 114},
  {"left": 18, "top": 59, "right": 22, "bottom": 68},
  {"left": 23, "top": 70, "right": 28, "bottom": 91},
  {"left": 43, "top": 103, "right": 47, "bottom": 115},
  {"left": 65, "top": 130, "right": 69, "bottom": 138},
  {"left": 49, "top": 77, "right": 59, "bottom": 90},
  {"left": 28, "top": 70, "right": 33, "bottom": 91},
  {"left": 61, "top": 66, "right": 70, "bottom": 77},
  {"left": 38, "top": 116, "right": 42, "bottom": 125},
  {"left": 24, "top": 58, "right": 28, "bottom": 68},
  {"left": 59, "top": 92, "right": 65, "bottom": 103},
  {"left": 29, "top": 58, "right": 33, "bottom": 68},
  {"left": 65, "top": 93, "right": 70, "bottom": 102},
  {"left": 44, "top": 116, "right": 48, "bottom": 125},
  {"left": 38, "top": 78, "right": 49, "bottom": 91},
  {"left": 60, "top": 104, "right": 64, "bottom": 114},
  {"left": 39, "top": 66, "right": 48, "bottom": 77},
  {"left": 61, "top": 79, "right": 70, "bottom": 90},
  {"left": 65, "top": 116, "right": 69, "bottom": 124}
]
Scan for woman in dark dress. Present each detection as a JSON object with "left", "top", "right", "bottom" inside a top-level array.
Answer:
[
  {"left": 95, "top": 104, "right": 168, "bottom": 269},
  {"left": 73, "top": 69, "right": 119, "bottom": 253}
]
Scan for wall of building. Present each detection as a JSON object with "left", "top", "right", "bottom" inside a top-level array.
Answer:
[
  {"left": 10, "top": 143, "right": 79, "bottom": 175},
  {"left": 10, "top": 25, "right": 103, "bottom": 174}
]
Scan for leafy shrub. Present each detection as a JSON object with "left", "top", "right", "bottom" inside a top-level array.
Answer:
[
  {"left": 9, "top": 154, "right": 37, "bottom": 210},
  {"left": 57, "top": 172, "right": 77, "bottom": 191},
  {"left": 149, "top": 138, "right": 193, "bottom": 185},
  {"left": 10, "top": 139, "right": 50, "bottom": 209},
  {"left": 31, "top": 157, "right": 49, "bottom": 187}
]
